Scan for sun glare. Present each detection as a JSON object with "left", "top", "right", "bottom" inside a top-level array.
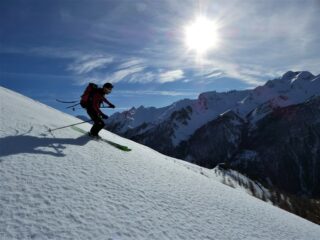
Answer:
[{"left": 184, "top": 16, "right": 220, "bottom": 55}]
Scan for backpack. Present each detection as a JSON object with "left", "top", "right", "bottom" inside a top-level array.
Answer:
[{"left": 80, "top": 83, "right": 98, "bottom": 108}]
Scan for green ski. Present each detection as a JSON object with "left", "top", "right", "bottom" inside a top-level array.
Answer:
[{"left": 71, "top": 126, "right": 132, "bottom": 152}]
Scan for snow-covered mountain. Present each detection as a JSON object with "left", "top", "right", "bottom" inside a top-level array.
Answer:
[
  {"left": 179, "top": 90, "right": 320, "bottom": 199},
  {"left": 104, "top": 71, "right": 320, "bottom": 223},
  {"left": 105, "top": 71, "right": 320, "bottom": 193},
  {"left": 106, "top": 71, "right": 320, "bottom": 146},
  {"left": 1, "top": 86, "right": 320, "bottom": 239}
]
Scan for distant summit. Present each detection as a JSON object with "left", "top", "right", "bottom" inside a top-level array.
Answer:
[{"left": 281, "top": 70, "right": 314, "bottom": 81}]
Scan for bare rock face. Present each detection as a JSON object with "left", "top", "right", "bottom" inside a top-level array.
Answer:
[
  {"left": 232, "top": 96, "right": 320, "bottom": 197},
  {"left": 177, "top": 110, "right": 245, "bottom": 168},
  {"left": 180, "top": 96, "right": 320, "bottom": 197}
]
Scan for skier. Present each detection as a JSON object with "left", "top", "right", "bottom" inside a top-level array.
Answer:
[{"left": 85, "top": 82, "right": 115, "bottom": 138}]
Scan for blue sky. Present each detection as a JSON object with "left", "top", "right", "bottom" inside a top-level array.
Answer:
[{"left": 1, "top": 0, "right": 319, "bottom": 116}]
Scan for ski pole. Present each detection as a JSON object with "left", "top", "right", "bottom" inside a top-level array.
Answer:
[
  {"left": 48, "top": 120, "right": 92, "bottom": 132},
  {"left": 68, "top": 106, "right": 112, "bottom": 111}
]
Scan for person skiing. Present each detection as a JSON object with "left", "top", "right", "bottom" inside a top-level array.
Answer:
[{"left": 85, "top": 82, "right": 115, "bottom": 138}]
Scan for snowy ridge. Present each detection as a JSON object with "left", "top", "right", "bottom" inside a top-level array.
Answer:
[
  {"left": 1, "top": 86, "right": 320, "bottom": 239},
  {"left": 173, "top": 161, "right": 272, "bottom": 202},
  {"left": 110, "top": 105, "right": 170, "bottom": 132},
  {"left": 211, "top": 165, "right": 272, "bottom": 201}
]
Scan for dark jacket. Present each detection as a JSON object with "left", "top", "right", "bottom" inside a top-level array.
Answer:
[{"left": 89, "top": 88, "right": 111, "bottom": 115}]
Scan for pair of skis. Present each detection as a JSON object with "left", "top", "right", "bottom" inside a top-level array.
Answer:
[
  {"left": 71, "top": 126, "right": 131, "bottom": 152},
  {"left": 56, "top": 99, "right": 130, "bottom": 151}
]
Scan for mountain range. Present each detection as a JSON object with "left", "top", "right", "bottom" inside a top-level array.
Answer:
[{"left": 105, "top": 71, "right": 320, "bottom": 222}]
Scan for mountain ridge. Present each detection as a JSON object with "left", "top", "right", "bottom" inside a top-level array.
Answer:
[{"left": 106, "top": 71, "right": 320, "bottom": 145}]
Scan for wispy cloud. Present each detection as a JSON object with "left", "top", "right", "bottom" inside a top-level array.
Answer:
[
  {"left": 68, "top": 55, "right": 114, "bottom": 74},
  {"left": 106, "top": 65, "right": 146, "bottom": 83},
  {"left": 159, "top": 69, "right": 184, "bottom": 83},
  {"left": 139, "top": 0, "right": 320, "bottom": 85},
  {"left": 117, "top": 58, "right": 145, "bottom": 70},
  {"left": 127, "top": 71, "right": 156, "bottom": 84},
  {"left": 205, "top": 71, "right": 223, "bottom": 79},
  {"left": 29, "top": 47, "right": 115, "bottom": 75},
  {"left": 3, "top": 0, "right": 319, "bottom": 89}
]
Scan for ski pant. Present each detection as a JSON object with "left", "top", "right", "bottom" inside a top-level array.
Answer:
[{"left": 87, "top": 107, "right": 105, "bottom": 136}]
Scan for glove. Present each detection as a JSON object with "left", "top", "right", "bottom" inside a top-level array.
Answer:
[
  {"left": 109, "top": 103, "right": 115, "bottom": 109},
  {"left": 99, "top": 113, "right": 109, "bottom": 119}
]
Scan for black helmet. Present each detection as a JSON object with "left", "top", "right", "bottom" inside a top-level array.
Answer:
[{"left": 103, "top": 82, "right": 114, "bottom": 89}]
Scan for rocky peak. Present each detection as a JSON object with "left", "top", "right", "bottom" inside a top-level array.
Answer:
[
  {"left": 280, "top": 71, "right": 314, "bottom": 83},
  {"left": 281, "top": 71, "right": 300, "bottom": 80}
]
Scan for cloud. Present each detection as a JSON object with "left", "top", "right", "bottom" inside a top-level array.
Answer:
[
  {"left": 29, "top": 47, "right": 115, "bottom": 75},
  {"left": 106, "top": 66, "right": 146, "bottom": 83},
  {"left": 68, "top": 56, "right": 114, "bottom": 74},
  {"left": 205, "top": 71, "right": 223, "bottom": 79},
  {"left": 159, "top": 69, "right": 184, "bottom": 83},
  {"left": 3, "top": 46, "right": 115, "bottom": 75},
  {"left": 3, "top": 0, "right": 319, "bottom": 89},
  {"left": 136, "top": 0, "right": 320, "bottom": 85},
  {"left": 207, "top": 0, "right": 320, "bottom": 82},
  {"left": 211, "top": 60, "right": 269, "bottom": 86},
  {"left": 127, "top": 71, "right": 156, "bottom": 84},
  {"left": 90, "top": 56, "right": 186, "bottom": 84},
  {"left": 117, "top": 58, "right": 145, "bottom": 70}
]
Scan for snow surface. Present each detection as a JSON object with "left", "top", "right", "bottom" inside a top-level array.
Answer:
[{"left": 1, "top": 86, "right": 320, "bottom": 240}]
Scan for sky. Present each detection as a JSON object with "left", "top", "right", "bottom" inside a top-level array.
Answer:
[{"left": 1, "top": 0, "right": 319, "bottom": 116}]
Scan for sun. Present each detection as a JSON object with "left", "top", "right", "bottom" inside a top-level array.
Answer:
[{"left": 184, "top": 16, "right": 220, "bottom": 55}]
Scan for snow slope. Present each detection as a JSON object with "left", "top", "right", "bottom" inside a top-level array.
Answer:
[{"left": 1, "top": 86, "right": 320, "bottom": 240}]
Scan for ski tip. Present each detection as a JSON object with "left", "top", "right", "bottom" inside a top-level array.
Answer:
[{"left": 121, "top": 148, "right": 131, "bottom": 152}]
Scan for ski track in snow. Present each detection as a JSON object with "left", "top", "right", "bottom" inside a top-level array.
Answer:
[{"left": 1, "top": 86, "right": 320, "bottom": 240}]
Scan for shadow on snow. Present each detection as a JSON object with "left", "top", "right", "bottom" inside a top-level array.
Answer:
[{"left": 0, "top": 133, "right": 90, "bottom": 159}]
